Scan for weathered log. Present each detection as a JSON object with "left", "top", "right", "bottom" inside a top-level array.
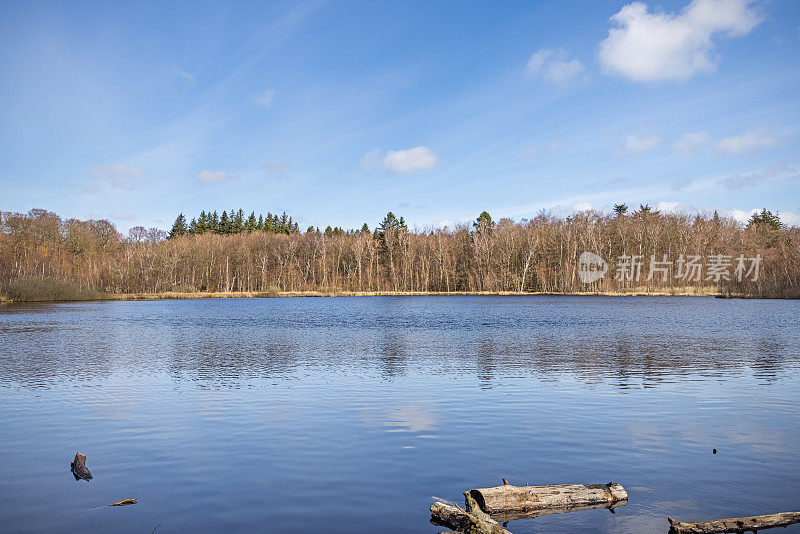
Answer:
[
  {"left": 489, "top": 499, "right": 627, "bottom": 523},
  {"left": 431, "top": 492, "right": 511, "bottom": 534},
  {"left": 468, "top": 481, "right": 627, "bottom": 516},
  {"left": 108, "top": 498, "right": 138, "bottom": 507},
  {"left": 667, "top": 512, "right": 800, "bottom": 534},
  {"left": 70, "top": 452, "right": 92, "bottom": 481}
]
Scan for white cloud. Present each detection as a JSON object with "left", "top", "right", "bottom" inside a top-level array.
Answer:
[
  {"left": 624, "top": 134, "right": 663, "bottom": 154},
  {"left": 728, "top": 208, "right": 799, "bottom": 227},
  {"left": 674, "top": 131, "right": 708, "bottom": 156},
  {"left": 526, "top": 48, "right": 585, "bottom": 82},
  {"left": 177, "top": 71, "right": 195, "bottom": 83},
  {"left": 717, "top": 129, "right": 779, "bottom": 154},
  {"left": 573, "top": 201, "right": 594, "bottom": 212},
  {"left": 195, "top": 170, "right": 229, "bottom": 183},
  {"left": 781, "top": 211, "right": 800, "bottom": 227},
  {"left": 435, "top": 219, "right": 457, "bottom": 230},
  {"left": 599, "top": 0, "right": 761, "bottom": 82},
  {"left": 252, "top": 90, "right": 275, "bottom": 107},
  {"left": 655, "top": 201, "right": 685, "bottom": 213},
  {"left": 88, "top": 164, "right": 144, "bottom": 193},
  {"left": 727, "top": 208, "right": 760, "bottom": 224},
  {"left": 382, "top": 146, "right": 438, "bottom": 174}
]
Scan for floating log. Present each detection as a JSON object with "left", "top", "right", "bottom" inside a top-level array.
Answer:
[
  {"left": 667, "top": 512, "right": 800, "bottom": 534},
  {"left": 108, "top": 498, "right": 138, "bottom": 507},
  {"left": 431, "top": 493, "right": 511, "bottom": 534},
  {"left": 468, "top": 481, "right": 627, "bottom": 516},
  {"left": 489, "top": 499, "right": 627, "bottom": 523},
  {"left": 70, "top": 452, "right": 92, "bottom": 481}
]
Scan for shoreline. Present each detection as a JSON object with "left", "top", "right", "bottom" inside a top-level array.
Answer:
[
  {"left": 5, "top": 288, "right": 793, "bottom": 303},
  {"left": 56, "top": 288, "right": 725, "bottom": 301}
]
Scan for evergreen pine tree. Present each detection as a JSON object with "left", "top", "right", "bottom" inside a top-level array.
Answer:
[
  {"left": 219, "top": 211, "right": 230, "bottom": 234},
  {"left": 169, "top": 213, "right": 187, "bottom": 238},
  {"left": 210, "top": 211, "right": 220, "bottom": 233},
  {"left": 197, "top": 211, "right": 208, "bottom": 233},
  {"left": 748, "top": 208, "right": 783, "bottom": 230},
  {"left": 377, "top": 212, "right": 406, "bottom": 244},
  {"left": 232, "top": 209, "right": 244, "bottom": 233},
  {"left": 245, "top": 212, "right": 257, "bottom": 233},
  {"left": 473, "top": 211, "right": 494, "bottom": 234}
]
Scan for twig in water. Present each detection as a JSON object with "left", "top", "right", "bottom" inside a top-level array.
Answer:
[{"left": 107, "top": 498, "right": 138, "bottom": 507}]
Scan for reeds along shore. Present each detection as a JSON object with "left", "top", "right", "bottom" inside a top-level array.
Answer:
[{"left": 1, "top": 209, "right": 798, "bottom": 301}]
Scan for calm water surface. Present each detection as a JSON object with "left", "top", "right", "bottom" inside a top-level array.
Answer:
[{"left": 0, "top": 296, "right": 798, "bottom": 533}]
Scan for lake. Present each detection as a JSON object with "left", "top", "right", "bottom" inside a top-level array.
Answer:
[{"left": 0, "top": 296, "right": 798, "bottom": 533}]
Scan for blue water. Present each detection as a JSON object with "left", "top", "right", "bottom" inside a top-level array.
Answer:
[{"left": 0, "top": 296, "right": 798, "bottom": 533}]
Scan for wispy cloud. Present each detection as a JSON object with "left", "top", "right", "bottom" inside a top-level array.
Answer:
[
  {"left": 671, "top": 177, "right": 693, "bottom": 191},
  {"left": 361, "top": 147, "right": 438, "bottom": 174},
  {"left": 673, "top": 131, "right": 708, "bottom": 156},
  {"left": 360, "top": 148, "right": 383, "bottom": 173},
  {"left": 599, "top": 0, "right": 761, "bottom": 82},
  {"left": 717, "top": 129, "right": 779, "bottom": 154},
  {"left": 252, "top": 89, "right": 275, "bottom": 107},
  {"left": 85, "top": 164, "right": 144, "bottom": 194},
  {"left": 526, "top": 48, "right": 585, "bottom": 82},
  {"left": 717, "top": 162, "right": 798, "bottom": 189},
  {"left": 195, "top": 170, "right": 230, "bottom": 183},
  {"left": 521, "top": 141, "right": 567, "bottom": 159},
  {"left": 177, "top": 71, "right": 195, "bottom": 83},
  {"left": 262, "top": 160, "right": 291, "bottom": 174},
  {"left": 623, "top": 134, "right": 662, "bottom": 154}
]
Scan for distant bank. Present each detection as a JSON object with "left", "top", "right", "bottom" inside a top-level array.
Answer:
[
  {"left": 7, "top": 287, "right": 766, "bottom": 303},
  {"left": 3, "top": 208, "right": 798, "bottom": 301}
]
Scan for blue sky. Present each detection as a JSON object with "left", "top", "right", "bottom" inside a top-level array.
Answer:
[{"left": 1, "top": 0, "right": 799, "bottom": 232}]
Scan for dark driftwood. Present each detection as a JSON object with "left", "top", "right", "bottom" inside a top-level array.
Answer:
[
  {"left": 468, "top": 481, "right": 627, "bottom": 516},
  {"left": 667, "top": 512, "right": 800, "bottom": 533},
  {"left": 70, "top": 453, "right": 92, "bottom": 481},
  {"left": 108, "top": 498, "right": 138, "bottom": 507},
  {"left": 431, "top": 492, "right": 511, "bottom": 534}
]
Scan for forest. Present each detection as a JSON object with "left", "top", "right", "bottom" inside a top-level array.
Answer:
[{"left": 0, "top": 206, "right": 797, "bottom": 300}]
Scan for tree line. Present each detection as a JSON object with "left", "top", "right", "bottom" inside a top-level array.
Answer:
[
  {"left": 1, "top": 207, "right": 797, "bottom": 299},
  {"left": 170, "top": 209, "right": 300, "bottom": 237}
]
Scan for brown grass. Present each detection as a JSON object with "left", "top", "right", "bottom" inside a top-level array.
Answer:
[
  {"left": 2, "top": 277, "right": 106, "bottom": 302},
  {"left": 106, "top": 287, "right": 721, "bottom": 300}
]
